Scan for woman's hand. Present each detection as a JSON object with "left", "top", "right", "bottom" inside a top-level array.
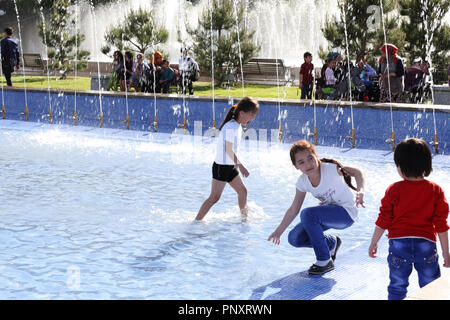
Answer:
[{"left": 355, "top": 191, "right": 365, "bottom": 208}]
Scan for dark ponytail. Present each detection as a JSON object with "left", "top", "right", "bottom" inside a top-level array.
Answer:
[
  {"left": 219, "top": 96, "right": 259, "bottom": 130},
  {"left": 320, "top": 158, "right": 357, "bottom": 191}
]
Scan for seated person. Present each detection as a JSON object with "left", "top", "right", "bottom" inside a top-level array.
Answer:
[
  {"left": 178, "top": 48, "right": 199, "bottom": 95},
  {"left": 131, "top": 53, "right": 149, "bottom": 92},
  {"left": 357, "top": 56, "right": 377, "bottom": 101},
  {"left": 357, "top": 56, "right": 377, "bottom": 86},
  {"left": 322, "top": 59, "right": 337, "bottom": 98},
  {"left": 148, "top": 50, "right": 164, "bottom": 89},
  {"left": 156, "top": 59, "right": 174, "bottom": 94},
  {"left": 119, "top": 51, "right": 134, "bottom": 91}
]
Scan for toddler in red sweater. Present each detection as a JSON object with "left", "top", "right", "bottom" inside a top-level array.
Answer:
[{"left": 368, "top": 138, "right": 449, "bottom": 300}]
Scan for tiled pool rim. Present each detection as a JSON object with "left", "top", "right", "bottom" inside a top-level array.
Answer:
[{"left": 1, "top": 87, "right": 449, "bottom": 154}]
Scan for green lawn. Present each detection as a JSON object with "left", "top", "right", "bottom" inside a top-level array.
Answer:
[
  {"left": 8, "top": 75, "right": 91, "bottom": 91},
  {"left": 5, "top": 75, "right": 300, "bottom": 100}
]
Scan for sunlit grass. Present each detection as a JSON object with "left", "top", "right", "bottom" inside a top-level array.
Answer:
[
  {"left": 8, "top": 75, "right": 91, "bottom": 90},
  {"left": 5, "top": 76, "right": 301, "bottom": 100},
  {"left": 193, "top": 81, "right": 300, "bottom": 99}
]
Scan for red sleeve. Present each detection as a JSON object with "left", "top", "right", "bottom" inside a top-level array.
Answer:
[
  {"left": 433, "top": 186, "right": 450, "bottom": 233},
  {"left": 299, "top": 64, "right": 306, "bottom": 75},
  {"left": 375, "top": 184, "right": 397, "bottom": 230}
]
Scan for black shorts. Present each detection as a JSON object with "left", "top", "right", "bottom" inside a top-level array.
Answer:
[{"left": 212, "top": 162, "right": 239, "bottom": 182}]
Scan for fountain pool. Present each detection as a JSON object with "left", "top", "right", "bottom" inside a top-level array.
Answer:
[{"left": 0, "top": 119, "right": 449, "bottom": 299}]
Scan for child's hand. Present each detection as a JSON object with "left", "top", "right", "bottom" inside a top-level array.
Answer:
[
  {"left": 238, "top": 164, "right": 249, "bottom": 178},
  {"left": 368, "top": 242, "right": 378, "bottom": 258},
  {"left": 268, "top": 231, "right": 282, "bottom": 245},
  {"left": 355, "top": 191, "right": 365, "bottom": 208},
  {"left": 443, "top": 253, "right": 450, "bottom": 268}
]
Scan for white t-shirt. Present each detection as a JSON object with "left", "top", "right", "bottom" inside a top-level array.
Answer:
[
  {"left": 296, "top": 162, "right": 358, "bottom": 221},
  {"left": 178, "top": 56, "right": 199, "bottom": 74},
  {"left": 214, "top": 119, "right": 243, "bottom": 165},
  {"left": 325, "top": 67, "right": 337, "bottom": 85}
]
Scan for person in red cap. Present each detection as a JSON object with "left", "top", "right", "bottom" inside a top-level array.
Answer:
[{"left": 377, "top": 44, "right": 405, "bottom": 103}]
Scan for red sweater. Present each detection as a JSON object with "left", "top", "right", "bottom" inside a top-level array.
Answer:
[
  {"left": 375, "top": 179, "right": 449, "bottom": 242},
  {"left": 299, "top": 62, "right": 314, "bottom": 85}
]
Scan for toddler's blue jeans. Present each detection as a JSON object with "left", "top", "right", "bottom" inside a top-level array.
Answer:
[
  {"left": 287, "top": 205, "right": 354, "bottom": 262},
  {"left": 387, "top": 238, "right": 441, "bottom": 300}
]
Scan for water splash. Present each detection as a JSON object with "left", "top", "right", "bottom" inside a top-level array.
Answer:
[
  {"left": 421, "top": 0, "right": 440, "bottom": 152},
  {"left": 379, "top": 0, "right": 395, "bottom": 149},
  {"left": 233, "top": 0, "right": 245, "bottom": 97},
  {"left": 13, "top": 0, "right": 28, "bottom": 118},
  {"left": 338, "top": 0, "right": 355, "bottom": 147},
  {"left": 88, "top": 0, "right": 104, "bottom": 126},
  {"left": 37, "top": 0, "right": 53, "bottom": 123}
]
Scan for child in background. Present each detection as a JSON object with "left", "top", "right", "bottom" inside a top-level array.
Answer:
[
  {"left": 195, "top": 97, "right": 260, "bottom": 221},
  {"left": 268, "top": 140, "right": 365, "bottom": 275},
  {"left": 368, "top": 138, "right": 449, "bottom": 300},
  {"left": 299, "top": 52, "right": 314, "bottom": 99}
]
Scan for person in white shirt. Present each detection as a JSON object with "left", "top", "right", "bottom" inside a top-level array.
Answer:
[
  {"left": 268, "top": 140, "right": 365, "bottom": 275},
  {"left": 325, "top": 59, "right": 337, "bottom": 86},
  {"left": 195, "top": 97, "right": 260, "bottom": 221},
  {"left": 178, "top": 48, "right": 199, "bottom": 95}
]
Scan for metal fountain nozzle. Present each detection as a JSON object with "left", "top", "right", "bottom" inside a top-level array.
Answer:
[{"left": 429, "top": 140, "right": 438, "bottom": 146}]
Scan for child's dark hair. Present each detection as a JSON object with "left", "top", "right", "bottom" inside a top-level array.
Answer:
[
  {"left": 304, "top": 52, "right": 312, "bottom": 59},
  {"left": 114, "top": 51, "right": 123, "bottom": 62},
  {"left": 219, "top": 97, "right": 259, "bottom": 130},
  {"left": 394, "top": 138, "right": 432, "bottom": 178},
  {"left": 4, "top": 27, "right": 13, "bottom": 36},
  {"left": 290, "top": 140, "right": 357, "bottom": 191}
]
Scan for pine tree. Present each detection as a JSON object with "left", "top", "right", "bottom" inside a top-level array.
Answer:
[
  {"left": 321, "top": 0, "right": 406, "bottom": 65},
  {"left": 399, "top": 0, "right": 450, "bottom": 83},
  {"left": 37, "top": 0, "right": 90, "bottom": 80},
  {"left": 188, "top": 0, "right": 260, "bottom": 85},
  {"left": 101, "top": 8, "right": 169, "bottom": 57}
]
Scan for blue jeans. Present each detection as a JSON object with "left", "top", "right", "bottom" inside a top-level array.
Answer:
[
  {"left": 387, "top": 238, "right": 441, "bottom": 300},
  {"left": 288, "top": 205, "right": 354, "bottom": 261}
]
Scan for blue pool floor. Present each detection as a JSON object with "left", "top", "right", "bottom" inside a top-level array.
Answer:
[{"left": 1, "top": 120, "right": 449, "bottom": 300}]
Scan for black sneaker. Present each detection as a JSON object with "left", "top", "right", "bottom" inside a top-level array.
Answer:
[
  {"left": 308, "top": 260, "right": 334, "bottom": 275},
  {"left": 331, "top": 236, "right": 342, "bottom": 261}
]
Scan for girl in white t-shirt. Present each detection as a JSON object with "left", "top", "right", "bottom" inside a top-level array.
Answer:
[
  {"left": 268, "top": 140, "right": 365, "bottom": 275},
  {"left": 195, "top": 97, "right": 260, "bottom": 220}
]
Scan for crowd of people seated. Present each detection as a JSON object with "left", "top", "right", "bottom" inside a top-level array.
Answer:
[
  {"left": 107, "top": 48, "right": 200, "bottom": 95},
  {"left": 302, "top": 44, "right": 433, "bottom": 104},
  {"left": 106, "top": 44, "right": 436, "bottom": 104}
]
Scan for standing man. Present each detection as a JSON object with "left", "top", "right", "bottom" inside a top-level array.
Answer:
[{"left": 1, "top": 27, "right": 20, "bottom": 86}]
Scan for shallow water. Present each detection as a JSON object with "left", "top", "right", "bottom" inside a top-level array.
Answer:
[{"left": 0, "top": 120, "right": 448, "bottom": 299}]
